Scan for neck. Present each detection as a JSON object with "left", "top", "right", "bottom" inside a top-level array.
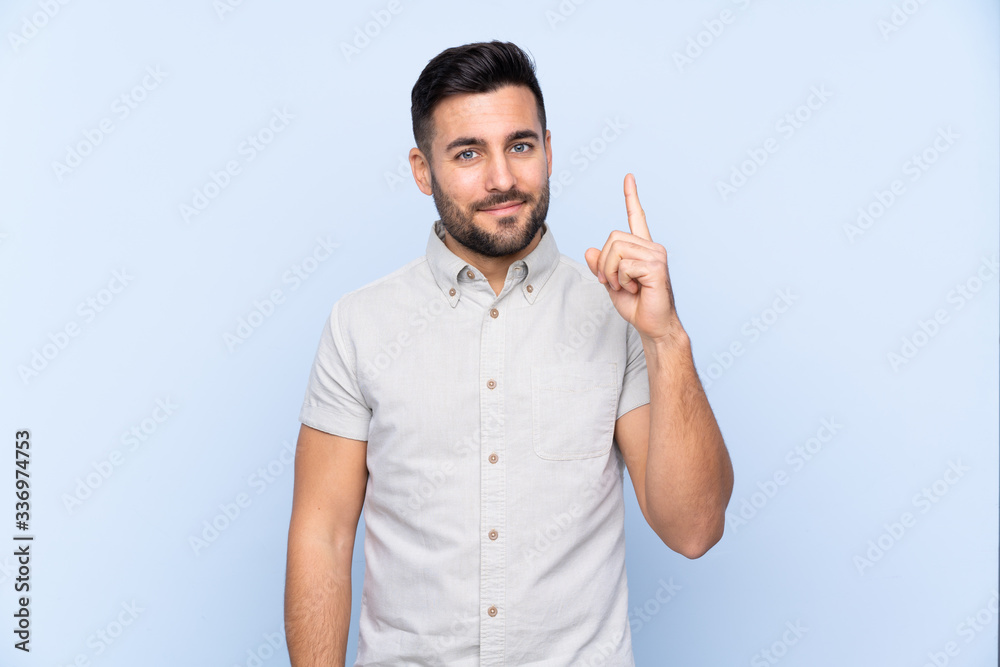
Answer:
[{"left": 443, "top": 225, "right": 544, "bottom": 296}]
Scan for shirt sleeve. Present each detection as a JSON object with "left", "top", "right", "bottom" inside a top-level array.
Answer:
[
  {"left": 298, "top": 298, "right": 372, "bottom": 441},
  {"left": 616, "top": 321, "right": 650, "bottom": 420}
]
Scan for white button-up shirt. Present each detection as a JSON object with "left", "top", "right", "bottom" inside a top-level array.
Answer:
[{"left": 299, "top": 219, "right": 651, "bottom": 666}]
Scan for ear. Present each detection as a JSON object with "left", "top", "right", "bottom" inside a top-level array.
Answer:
[
  {"left": 410, "top": 147, "right": 433, "bottom": 196},
  {"left": 544, "top": 129, "right": 552, "bottom": 178}
]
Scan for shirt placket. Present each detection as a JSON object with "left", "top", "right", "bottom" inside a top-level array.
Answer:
[{"left": 479, "top": 293, "right": 507, "bottom": 665}]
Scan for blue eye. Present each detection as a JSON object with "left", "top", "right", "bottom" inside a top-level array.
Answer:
[
  {"left": 458, "top": 150, "right": 476, "bottom": 160},
  {"left": 511, "top": 143, "right": 529, "bottom": 153}
]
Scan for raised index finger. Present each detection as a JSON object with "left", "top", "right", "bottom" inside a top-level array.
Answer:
[{"left": 624, "top": 173, "right": 651, "bottom": 241}]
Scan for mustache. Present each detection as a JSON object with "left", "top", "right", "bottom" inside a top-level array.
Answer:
[{"left": 474, "top": 190, "right": 534, "bottom": 210}]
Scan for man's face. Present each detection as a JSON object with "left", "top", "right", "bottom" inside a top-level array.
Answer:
[{"left": 413, "top": 85, "right": 553, "bottom": 259}]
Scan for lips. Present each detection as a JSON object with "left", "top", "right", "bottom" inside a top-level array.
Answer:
[{"left": 480, "top": 201, "right": 523, "bottom": 214}]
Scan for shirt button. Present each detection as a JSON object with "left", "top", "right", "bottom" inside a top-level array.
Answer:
[
  {"left": 466, "top": 270, "right": 475, "bottom": 279},
  {"left": 488, "top": 453, "right": 498, "bottom": 464},
  {"left": 487, "top": 605, "right": 498, "bottom": 617},
  {"left": 490, "top": 308, "right": 499, "bottom": 318},
  {"left": 488, "top": 529, "right": 498, "bottom": 541},
  {"left": 449, "top": 287, "right": 456, "bottom": 296},
  {"left": 526, "top": 284, "right": 534, "bottom": 293},
  {"left": 487, "top": 379, "right": 496, "bottom": 390}
]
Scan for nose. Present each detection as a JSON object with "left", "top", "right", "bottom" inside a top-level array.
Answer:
[{"left": 483, "top": 151, "right": 516, "bottom": 193}]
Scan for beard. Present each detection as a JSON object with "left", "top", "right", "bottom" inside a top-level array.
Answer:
[{"left": 431, "top": 174, "right": 550, "bottom": 258}]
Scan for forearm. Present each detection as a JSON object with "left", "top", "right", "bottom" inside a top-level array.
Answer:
[
  {"left": 285, "top": 532, "right": 354, "bottom": 666},
  {"left": 642, "top": 327, "right": 734, "bottom": 558}
]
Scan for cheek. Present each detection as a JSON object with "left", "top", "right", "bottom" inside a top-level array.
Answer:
[
  {"left": 445, "top": 175, "right": 483, "bottom": 207},
  {"left": 520, "top": 170, "right": 547, "bottom": 196},
  {"left": 518, "top": 160, "right": 548, "bottom": 185}
]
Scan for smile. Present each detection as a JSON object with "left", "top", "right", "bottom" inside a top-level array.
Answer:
[{"left": 480, "top": 201, "right": 523, "bottom": 216}]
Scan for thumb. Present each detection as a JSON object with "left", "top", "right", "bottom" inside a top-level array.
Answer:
[{"left": 584, "top": 247, "right": 600, "bottom": 277}]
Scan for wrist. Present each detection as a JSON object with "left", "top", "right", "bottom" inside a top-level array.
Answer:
[{"left": 640, "top": 318, "right": 690, "bottom": 355}]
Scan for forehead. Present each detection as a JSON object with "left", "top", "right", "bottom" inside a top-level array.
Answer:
[{"left": 430, "top": 85, "right": 541, "bottom": 147}]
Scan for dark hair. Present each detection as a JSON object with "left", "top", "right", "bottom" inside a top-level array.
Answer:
[{"left": 411, "top": 41, "right": 546, "bottom": 158}]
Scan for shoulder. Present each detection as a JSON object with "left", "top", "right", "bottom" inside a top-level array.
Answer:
[
  {"left": 328, "top": 254, "right": 434, "bottom": 328},
  {"left": 550, "top": 252, "right": 613, "bottom": 306},
  {"left": 551, "top": 252, "right": 634, "bottom": 336},
  {"left": 342, "top": 255, "right": 429, "bottom": 300},
  {"left": 557, "top": 253, "right": 602, "bottom": 286}
]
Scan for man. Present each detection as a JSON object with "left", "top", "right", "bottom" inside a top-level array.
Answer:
[{"left": 284, "top": 41, "right": 733, "bottom": 666}]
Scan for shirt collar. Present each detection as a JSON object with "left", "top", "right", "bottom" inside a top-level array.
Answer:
[{"left": 426, "top": 219, "right": 560, "bottom": 308}]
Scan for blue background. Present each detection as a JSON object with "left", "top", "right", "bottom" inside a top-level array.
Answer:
[{"left": 1, "top": 0, "right": 997, "bottom": 665}]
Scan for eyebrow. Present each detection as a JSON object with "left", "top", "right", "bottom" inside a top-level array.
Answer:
[{"left": 444, "top": 129, "right": 540, "bottom": 154}]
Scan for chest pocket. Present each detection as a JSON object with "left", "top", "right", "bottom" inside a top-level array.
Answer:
[{"left": 531, "top": 361, "right": 618, "bottom": 460}]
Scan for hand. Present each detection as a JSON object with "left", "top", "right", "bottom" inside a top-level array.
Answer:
[{"left": 584, "top": 173, "right": 681, "bottom": 343}]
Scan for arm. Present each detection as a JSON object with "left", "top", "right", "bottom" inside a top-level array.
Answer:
[
  {"left": 615, "top": 329, "right": 734, "bottom": 559},
  {"left": 284, "top": 424, "right": 368, "bottom": 666},
  {"left": 585, "top": 173, "right": 733, "bottom": 559}
]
